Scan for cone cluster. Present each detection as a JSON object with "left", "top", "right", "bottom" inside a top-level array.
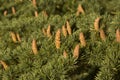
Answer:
[
  {"left": 10, "top": 32, "right": 21, "bottom": 43},
  {"left": 76, "top": 4, "right": 85, "bottom": 16}
]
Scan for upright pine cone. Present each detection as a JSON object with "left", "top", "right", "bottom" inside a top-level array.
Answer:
[
  {"left": 100, "top": 29, "right": 106, "bottom": 41},
  {"left": 10, "top": 32, "right": 17, "bottom": 43},
  {"left": 73, "top": 44, "right": 80, "bottom": 58},
  {"left": 16, "top": 33, "right": 21, "bottom": 42},
  {"left": 66, "top": 21, "right": 72, "bottom": 35},
  {"left": 32, "top": 39, "right": 38, "bottom": 55},
  {"left": 35, "top": 11, "right": 38, "bottom": 17},
  {"left": 32, "top": 0, "right": 36, "bottom": 7},
  {"left": 94, "top": 17, "right": 101, "bottom": 31},
  {"left": 0, "top": 60, "right": 8, "bottom": 70},
  {"left": 4, "top": 10, "right": 7, "bottom": 16},
  {"left": 76, "top": 4, "right": 85, "bottom": 16},
  {"left": 63, "top": 50, "right": 68, "bottom": 58},
  {"left": 47, "top": 25, "right": 52, "bottom": 37},
  {"left": 116, "top": 29, "right": 120, "bottom": 42},
  {"left": 79, "top": 32, "right": 86, "bottom": 47},
  {"left": 42, "top": 10, "right": 48, "bottom": 17},
  {"left": 42, "top": 28, "right": 47, "bottom": 36},
  {"left": 12, "top": 7, "right": 16, "bottom": 15},
  {"left": 55, "top": 29, "right": 61, "bottom": 49},
  {"left": 62, "top": 25, "right": 67, "bottom": 37}
]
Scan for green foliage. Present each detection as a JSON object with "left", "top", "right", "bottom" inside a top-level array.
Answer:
[{"left": 0, "top": 0, "right": 120, "bottom": 80}]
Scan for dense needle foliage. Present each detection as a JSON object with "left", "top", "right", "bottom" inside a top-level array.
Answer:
[{"left": 0, "top": 0, "right": 120, "bottom": 80}]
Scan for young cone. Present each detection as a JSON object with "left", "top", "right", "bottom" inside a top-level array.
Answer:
[
  {"left": 12, "top": 7, "right": 16, "bottom": 15},
  {"left": 66, "top": 21, "right": 72, "bottom": 35},
  {"left": 10, "top": 32, "right": 17, "bottom": 43},
  {"left": 79, "top": 32, "right": 86, "bottom": 47},
  {"left": 16, "top": 33, "right": 21, "bottom": 42},
  {"left": 116, "top": 29, "right": 120, "bottom": 42},
  {"left": 42, "top": 10, "right": 48, "bottom": 17},
  {"left": 4, "top": 10, "right": 7, "bottom": 16},
  {"left": 94, "top": 17, "right": 101, "bottom": 31},
  {"left": 55, "top": 29, "right": 61, "bottom": 49},
  {"left": 32, "top": 0, "right": 36, "bottom": 7},
  {"left": 32, "top": 39, "right": 38, "bottom": 55},
  {"left": 73, "top": 44, "right": 80, "bottom": 58},
  {"left": 100, "top": 29, "right": 106, "bottom": 41},
  {"left": 63, "top": 50, "right": 68, "bottom": 58},
  {"left": 0, "top": 60, "right": 8, "bottom": 70},
  {"left": 35, "top": 11, "right": 38, "bottom": 17},
  {"left": 62, "top": 25, "right": 67, "bottom": 37},
  {"left": 42, "top": 28, "right": 47, "bottom": 36},
  {"left": 76, "top": 4, "right": 85, "bottom": 16},
  {"left": 47, "top": 25, "right": 52, "bottom": 37}
]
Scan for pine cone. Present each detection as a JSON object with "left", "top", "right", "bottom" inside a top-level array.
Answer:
[
  {"left": 32, "top": 39, "right": 38, "bottom": 55},
  {"left": 12, "top": 7, "right": 16, "bottom": 15},
  {"left": 35, "top": 11, "right": 38, "bottom": 17},
  {"left": 0, "top": 60, "right": 8, "bottom": 70},
  {"left": 62, "top": 25, "right": 67, "bottom": 37},
  {"left": 16, "top": 33, "right": 21, "bottom": 42},
  {"left": 76, "top": 4, "right": 85, "bottom": 16},
  {"left": 63, "top": 50, "right": 68, "bottom": 58},
  {"left": 10, "top": 32, "right": 17, "bottom": 43},
  {"left": 73, "top": 44, "right": 80, "bottom": 58},
  {"left": 100, "top": 29, "right": 106, "bottom": 41},
  {"left": 42, "top": 28, "right": 47, "bottom": 36},
  {"left": 66, "top": 21, "right": 72, "bottom": 35},
  {"left": 55, "top": 29, "right": 61, "bottom": 49},
  {"left": 47, "top": 25, "right": 52, "bottom": 37},
  {"left": 4, "top": 10, "right": 7, "bottom": 16},
  {"left": 94, "top": 17, "right": 101, "bottom": 31},
  {"left": 79, "top": 32, "right": 86, "bottom": 47},
  {"left": 116, "top": 29, "right": 120, "bottom": 42},
  {"left": 32, "top": 0, "right": 36, "bottom": 7}
]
